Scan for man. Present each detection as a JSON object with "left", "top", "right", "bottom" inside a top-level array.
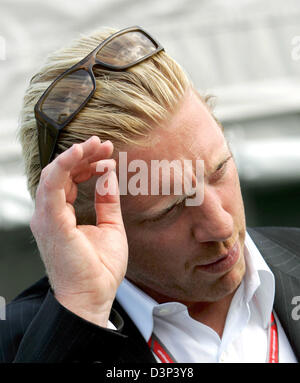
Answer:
[{"left": 0, "top": 26, "right": 299, "bottom": 363}]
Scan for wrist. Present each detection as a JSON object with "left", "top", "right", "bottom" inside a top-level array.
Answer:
[{"left": 54, "top": 292, "right": 114, "bottom": 328}]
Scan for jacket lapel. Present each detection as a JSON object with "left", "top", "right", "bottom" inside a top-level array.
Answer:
[
  {"left": 112, "top": 299, "right": 157, "bottom": 363},
  {"left": 248, "top": 227, "right": 300, "bottom": 362}
]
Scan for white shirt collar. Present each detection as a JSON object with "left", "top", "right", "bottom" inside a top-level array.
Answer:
[
  {"left": 116, "top": 230, "right": 275, "bottom": 341},
  {"left": 244, "top": 231, "right": 275, "bottom": 327}
]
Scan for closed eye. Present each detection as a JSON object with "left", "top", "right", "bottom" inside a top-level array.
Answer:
[
  {"left": 142, "top": 156, "right": 232, "bottom": 224},
  {"left": 210, "top": 155, "right": 232, "bottom": 182},
  {"left": 144, "top": 195, "right": 191, "bottom": 223}
]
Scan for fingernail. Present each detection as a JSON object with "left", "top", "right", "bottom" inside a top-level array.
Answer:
[{"left": 89, "top": 135, "right": 99, "bottom": 142}]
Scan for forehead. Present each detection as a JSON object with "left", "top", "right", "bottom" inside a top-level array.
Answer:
[
  {"left": 125, "top": 90, "right": 225, "bottom": 161},
  {"left": 116, "top": 89, "right": 227, "bottom": 213}
]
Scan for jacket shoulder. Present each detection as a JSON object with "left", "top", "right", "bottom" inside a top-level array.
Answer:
[
  {"left": 248, "top": 226, "right": 300, "bottom": 272},
  {"left": 248, "top": 226, "right": 300, "bottom": 252},
  {"left": 0, "top": 277, "right": 49, "bottom": 362}
]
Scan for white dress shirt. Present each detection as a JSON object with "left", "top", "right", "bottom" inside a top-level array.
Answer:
[{"left": 115, "top": 232, "right": 298, "bottom": 363}]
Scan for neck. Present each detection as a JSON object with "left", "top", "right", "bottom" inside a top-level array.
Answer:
[
  {"left": 185, "top": 292, "right": 235, "bottom": 338},
  {"left": 127, "top": 278, "right": 237, "bottom": 339}
]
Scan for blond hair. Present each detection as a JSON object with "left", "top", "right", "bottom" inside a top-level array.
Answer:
[{"left": 18, "top": 27, "right": 193, "bottom": 224}]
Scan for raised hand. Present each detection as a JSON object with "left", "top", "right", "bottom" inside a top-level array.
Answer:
[{"left": 30, "top": 136, "right": 128, "bottom": 327}]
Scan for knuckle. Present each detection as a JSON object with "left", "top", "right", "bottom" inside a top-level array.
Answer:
[
  {"left": 43, "top": 178, "right": 54, "bottom": 192},
  {"left": 72, "top": 143, "right": 82, "bottom": 157},
  {"left": 70, "top": 143, "right": 78, "bottom": 151},
  {"left": 56, "top": 154, "right": 66, "bottom": 167}
]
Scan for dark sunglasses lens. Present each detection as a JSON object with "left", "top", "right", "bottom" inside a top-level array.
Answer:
[
  {"left": 96, "top": 31, "right": 157, "bottom": 66},
  {"left": 41, "top": 69, "right": 94, "bottom": 124}
]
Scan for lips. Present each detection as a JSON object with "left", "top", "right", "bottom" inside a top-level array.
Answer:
[
  {"left": 201, "top": 253, "right": 228, "bottom": 266},
  {"left": 195, "top": 241, "right": 240, "bottom": 274}
]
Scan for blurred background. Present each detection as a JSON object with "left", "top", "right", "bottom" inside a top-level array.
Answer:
[{"left": 0, "top": 0, "right": 299, "bottom": 302}]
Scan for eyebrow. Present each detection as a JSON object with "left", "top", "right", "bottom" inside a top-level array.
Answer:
[{"left": 139, "top": 152, "right": 232, "bottom": 221}]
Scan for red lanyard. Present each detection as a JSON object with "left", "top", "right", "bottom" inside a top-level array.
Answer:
[
  {"left": 268, "top": 312, "right": 279, "bottom": 363},
  {"left": 148, "top": 312, "right": 279, "bottom": 363},
  {"left": 148, "top": 333, "right": 176, "bottom": 363}
]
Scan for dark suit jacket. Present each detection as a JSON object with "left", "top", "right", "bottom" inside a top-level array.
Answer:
[{"left": 0, "top": 227, "right": 299, "bottom": 363}]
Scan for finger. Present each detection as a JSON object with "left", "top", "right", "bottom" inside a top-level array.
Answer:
[
  {"left": 95, "top": 164, "right": 124, "bottom": 227},
  {"left": 67, "top": 159, "right": 114, "bottom": 204},
  {"left": 70, "top": 140, "right": 113, "bottom": 179},
  {"left": 36, "top": 135, "right": 100, "bottom": 199},
  {"left": 70, "top": 141, "right": 114, "bottom": 183},
  {"left": 39, "top": 136, "right": 111, "bottom": 216}
]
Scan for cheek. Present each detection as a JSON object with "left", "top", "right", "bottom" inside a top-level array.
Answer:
[
  {"left": 126, "top": 232, "right": 177, "bottom": 282},
  {"left": 126, "top": 219, "right": 190, "bottom": 273},
  {"left": 128, "top": 224, "right": 183, "bottom": 255}
]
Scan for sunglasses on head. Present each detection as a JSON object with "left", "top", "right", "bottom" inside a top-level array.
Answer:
[{"left": 34, "top": 26, "right": 164, "bottom": 169}]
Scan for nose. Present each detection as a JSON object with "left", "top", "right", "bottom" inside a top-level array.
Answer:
[{"left": 191, "top": 185, "right": 234, "bottom": 243}]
